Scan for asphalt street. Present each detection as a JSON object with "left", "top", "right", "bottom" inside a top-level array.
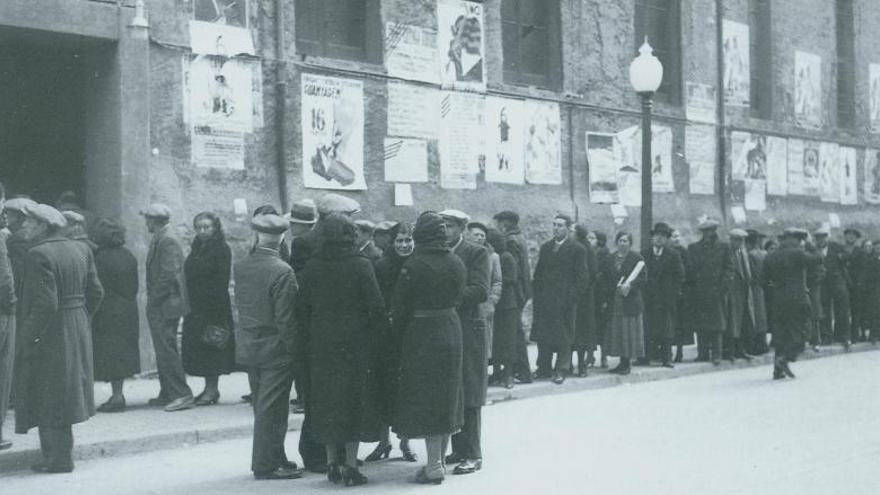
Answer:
[{"left": 3, "top": 351, "right": 879, "bottom": 495}]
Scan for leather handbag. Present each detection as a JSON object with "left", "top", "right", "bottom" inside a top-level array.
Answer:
[{"left": 202, "top": 324, "right": 232, "bottom": 349}]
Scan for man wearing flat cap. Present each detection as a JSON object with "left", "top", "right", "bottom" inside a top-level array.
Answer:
[
  {"left": 725, "top": 229, "right": 757, "bottom": 362},
  {"left": 354, "top": 220, "right": 383, "bottom": 264},
  {"left": 440, "top": 209, "right": 490, "bottom": 476},
  {"left": 15, "top": 203, "right": 104, "bottom": 472},
  {"left": 316, "top": 193, "right": 361, "bottom": 217},
  {"left": 492, "top": 210, "right": 533, "bottom": 383},
  {"left": 641, "top": 222, "right": 684, "bottom": 368},
  {"left": 142, "top": 204, "right": 195, "bottom": 412},
  {"left": 814, "top": 226, "right": 852, "bottom": 348},
  {"left": 61, "top": 210, "right": 97, "bottom": 252},
  {"left": 373, "top": 221, "right": 398, "bottom": 254},
  {"left": 233, "top": 214, "right": 304, "bottom": 480},
  {"left": 684, "top": 219, "right": 735, "bottom": 364}
]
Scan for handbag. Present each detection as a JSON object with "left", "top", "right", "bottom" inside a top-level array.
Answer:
[{"left": 201, "top": 324, "right": 232, "bottom": 349}]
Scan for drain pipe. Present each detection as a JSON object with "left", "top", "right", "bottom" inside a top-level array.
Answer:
[
  {"left": 274, "top": 0, "right": 290, "bottom": 209},
  {"left": 715, "top": 0, "right": 727, "bottom": 224}
]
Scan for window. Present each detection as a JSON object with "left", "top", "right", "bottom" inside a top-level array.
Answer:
[
  {"left": 295, "top": 0, "right": 382, "bottom": 64},
  {"left": 836, "top": 0, "right": 856, "bottom": 127},
  {"left": 501, "top": 0, "right": 562, "bottom": 89},
  {"left": 634, "top": 0, "right": 682, "bottom": 104},
  {"left": 748, "top": 0, "right": 773, "bottom": 119}
]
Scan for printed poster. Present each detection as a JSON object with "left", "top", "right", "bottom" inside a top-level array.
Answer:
[
  {"left": 839, "top": 146, "right": 858, "bottom": 205},
  {"left": 616, "top": 125, "right": 674, "bottom": 194},
  {"left": 765, "top": 136, "right": 788, "bottom": 196},
  {"left": 194, "top": 0, "right": 247, "bottom": 27},
  {"left": 795, "top": 51, "right": 822, "bottom": 129},
  {"left": 384, "top": 23, "right": 439, "bottom": 83},
  {"left": 722, "top": 21, "right": 750, "bottom": 107},
  {"left": 300, "top": 73, "right": 367, "bottom": 190},
  {"left": 871, "top": 64, "right": 880, "bottom": 133},
  {"left": 438, "top": 91, "right": 483, "bottom": 189},
  {"left": 189, "top": 21, "right": 255, "bottom": 57},
  {"left": 865, "top": 149, "right": 880, "bottom": 204},
  {"left": 731, "top": 131, "right": 767, "bottom": 181},
  {"left": 818, "top": 142, "right": 839, "bottom": 203},
  {"left": 523, "top": 100, "right": 562, "bottom": 185},
  {"left": 387, "top": 82, "right": 440, "bottom": 140},
  {"left": 191, "top": 126, "right": 245, "bottom": 170},
  {"left": 484, "top": 96, "right": 525, "bottom": 184},
  {"left": 437, "top": 0, "right": 487, "bottom": 92},
  {"left": 685, "top": 124, "right": 716, "bottom": 195},
  {"left": 615, "top": 126, "right": 641, "bottom": 206},
  {"left": 187, "top": 56, "right": 255, "bottom": 133},
  {"left": 744, "top": 179, "right": 766, "bottom": 211},
  {"left": 384, "top": 138, "right": 428, "bottom": 183},
  {"left": 686, "top": 82, "right": 717, "bottom": 124},
  {"left": 801, "top": 140, "right": 821, "bottom": 197},
  {"left": 586, "top": 132, "right": 619, "bottom": 204},
  {"left": 786, "top": 139, "right": 805, "bottom": 195}
]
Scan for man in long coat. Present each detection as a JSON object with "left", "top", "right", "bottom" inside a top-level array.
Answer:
[
  {"left": 725, "top": 229, "right": 756, "bottom": 361},
  {"left": 814, "top": 226, "right": 852, "bottom": 348},
  {"left": 142, "top": 204, "right": 194, "bottom": 412},
  {"left": 493, "top": 210, "right": 533, "bottom": 383},
  {"left": 0, "top": 185, "right": 16, "bottom": 451},
  {"left": 15, "top": 204, "right": 103, "bottom": 473},
  {"left": 641, "top": 222, "right": 684, "bottom": 368},
  {"left": 530, "top": 214, "right": 587, "bottom": 383},
  {"left": 745, "top": 229, "right": 770, "bottom": 355},
  {"left": 234, "top": 214, "right": 304, "bottom": 480},
  {"left": 441, "top": 209, "right": 489, "bottom": 476},
  {"left": 685, "top": 219, "right": 734, "bottom": 365}
]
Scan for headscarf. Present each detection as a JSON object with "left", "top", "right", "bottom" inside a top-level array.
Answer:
[
  {"left": 92, "top": 218, "right": 127, "bottom": 248},
  {"left": 191, "top": 211, "right": 226, "bottom": 258},
  {"left": 413, "top": 211, "right": 447, "bottom": 248}
]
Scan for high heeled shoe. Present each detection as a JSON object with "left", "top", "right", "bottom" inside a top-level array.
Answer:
[
  {"left": 195, "top": 391, "right": 220, "bottom": 406},
  {"left": 414, "top": 466, "right": 444, "bottom": 485},
  {"left": 364, "top": 442, "right": 392, "bottom": 462},
  {"left": 340, "top": 465, "right": 368, "bottom": 487},
  {"left": 326, "top": 462, "right": 342, "bottom": 484},
  {"left": 400, "top": 442, "right": 418, "bottom": 462}
]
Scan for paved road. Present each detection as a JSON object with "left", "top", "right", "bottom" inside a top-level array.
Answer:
[{"left": 3, "top": 351, "right": 880, "bottom": 495}]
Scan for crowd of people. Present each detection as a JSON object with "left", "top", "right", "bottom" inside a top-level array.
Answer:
[{"left": 0, "top": 180, "right": 875, "bottom": 484}]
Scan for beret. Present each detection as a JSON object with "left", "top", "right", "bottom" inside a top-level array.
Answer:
[
  {"left": 251, "top": 214, "right": 289, "bottom": 234},
  {"left": 728, "top": 228, "right": 748, "bottom": 238},
  {"left": 140, "top": 203, "right": 172, "bottom": 219},
  {"left": 316, "top": 193, "right": 361, "bottom": 215},
  {"left": 61, "top": 210, "right": 85, "bottom": 224},
  {"left": 284, "top": 199, "right": 318, "bottom": 224},
  {"left": 697, "top": 218, "right": 720, "bottom": 230},
  {"left": 3, "top": 197, "right": 37, "bottom": 213},
  {"left": 439, "top": 209, "right": 470, "bottom": 224},
  {"left": 24, "top": 203, "right": 67, "bottom": 229}
]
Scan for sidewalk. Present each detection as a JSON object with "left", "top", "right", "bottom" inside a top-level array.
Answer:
[{"left": 1, "top": 342, "right": 877, "bottom": 474}]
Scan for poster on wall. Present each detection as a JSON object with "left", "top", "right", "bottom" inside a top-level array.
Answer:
[
  {"left": 839, "top": 146, "right": 858, "bottom": 205},
  {"left": 744, "top": 179, "right": 766, "bottom": 211},
  {"left": 615, "top": 126, "right": 641, "bottom": 206},
  {"left": 865, "top": 149, "right": 880, "bottom": 204},
  {"left": 187, "top": 56, "right": 255, "bottom": 133},
  {"left": 194, "top": 0, "right": 247, "bottom": 27},
  {"left": 818, "top": 142, "right": 840, "bottom": 203},
  {"left": 870, "top": 64, "right": 880, "bottom": 134},
  {"left": 300, "top": 73, "right": 367, "bottom": 190},
  {"left": 523, "top": 100, "right": 562, "bottom": 185},
  {"left": 586, "top": 132, "right": 619, "bottom": 204},
  {"left": 795, "top": 51, "right": 822, "bottom": 129},
  {"left": 439, "top": 91, "right": 483, "bottom": 189},
  {"left": 685, "top": 124, "right": 716, "bottom": 195},
  {"left": 616, "top": 124, "right": 674, "bottom": 193},
  {"left": 189, "top": 18, "right": 255, "bottom": 56},
  {"left": 191, "top": 126, "right": 245, "bottom": 170},
  {"left": 384, "top": 23, "right": 440, "bottom": 83},
  {"left": 731, "top": 131, "right": 767, "bottom": 181},
  {"left": 765, "top": 136, "right": 788, "bottom": 196},
  {"left": 722, "top": 20, "right": 750, "bottom": 107},
  {"left": 437, "top": 0, "right": 486, "bottom": 92},
  {"left": 685, "top": 82, "right": 717, "bottom": 124},
  {"left": 384, "top": 138, "right": 428, "bottom": 183},
  {"left": 484, "top": 96, "right": 525, "bottom": 184},
  {"left": 387, "top": 82, "right": 440, "bottom": 140},
  {"left": 787, "top": 139, "right": 819, "bottom": 197}
]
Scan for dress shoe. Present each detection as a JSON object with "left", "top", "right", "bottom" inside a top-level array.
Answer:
[
  {"left": 532, "top": 371, "right": 553, "bottom": 380},
  {"left": 503, "top": 375, "right": 515, "bottom": 389},
  {"left": 414, "top": 466, "right": 444, "bottom": 485},
  {"left": 445, "top": 453, "right": 465, "bottom": 465},
  {"left": 513, "top": 373, "right": 533, "bottom": 384},
  {"left": 735, "top": 352, "right": 753, "bottom": 361},
  {"left": 577, "top": 368, "right": 588, "bottom": 378},
  {"left": 364, "top": 442, "right": 391, "bottom": 462},
  {"left": 400, "top": 440, "right": 418, "bottom": 462},
  {"left": 253, "top": 466, "right": 304, "bottom": 480},
  {"left": 453, "top": 459, "right": 482, "bottom": 475},
  {"left": 97, "top": 397, "right": 126, "bottom": 413},
  {"left": 340, "top": 465, "right": 368, "bottom": 486},
  {"left": 0, "top": 439, "right": 12, "bottom": 451},
  {"left": 195, "top": 391, "right": 220, "bottom": 406},
  {"left": 31, "top": 462, "right": 73, "bottom": 474},
  {"left": 772, "top": 368, "right": 785, "bottom": 380},
  {"left": 694, "top": 355, "right": 709, "bottom": 363},
  {"left": 552, "top": 372, "right": 565, "bottom": 384},
  {"left": 781, "top": 362, "right": 796, "bottom": 379},
  {"left": 282, "top": 460, "right": 300, "bottom": 470},
  {"left": 674, "top": 348, "right": 684, "bottom": 363},
  {"left": 241, "top": 393, "right": 252, "bottom": 403},
  {"left": 147, "top": 396, "right": 171, "bottom": 407},
  {"left": 843, "top": 341, "right": 852, "bottom": 352},
  {"left": 712, "top": 358, "right": 721, "bottom": 366},
  {"left": 164, "top": 395, "right": 196, "bottom": 412}
]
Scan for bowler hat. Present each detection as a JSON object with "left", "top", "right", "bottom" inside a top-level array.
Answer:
[
  {"left": 285, "top": 199, "right": 317, "bottom": 224},
  {"left": 650, "top": 222, "right": 672, "bottom": 237}
]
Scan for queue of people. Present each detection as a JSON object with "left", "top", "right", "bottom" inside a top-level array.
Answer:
[{"left": 0, "top": 179, "right": 875, "bottom": 483}]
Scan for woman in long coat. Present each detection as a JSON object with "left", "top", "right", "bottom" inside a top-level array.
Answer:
[
  {"left": 670, "top": 229, "right": 691, "bottom": 362},
  {"left": 488, "top": 228, "right": 521, "bottom": 388},
  {"left": 606, "top": 232, "right": 646, "bottom": 375},
  {"left": 391, "top": 212, "right": 466, "bottom": 485},
  {"left": 182, "top": 212, "right": 235, "bottom": 405},
  {"left": 295, "top": 213, "right": 385, "bottom": 486},
  {"left": 91, "top": 219, "right": 140, "bottom": 413}
]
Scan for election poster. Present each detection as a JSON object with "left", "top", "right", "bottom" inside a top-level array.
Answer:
[
  {"left": 384, "top": 138, "right": 429, "bottom": 183},
  {"left": 438, "top": 91, "right": 483, "bottom": 189},
  {"left": 300, "top": 73, "right": 367, "bottom": 190},
  {"left": 616, "top": 124, "right": 674, "bottom": 194},
  {"left": 615, "top": 126, "right": 641, "bottom": 206},
  {"left": 484, "top": 96, "right": 525, "bottom": 185},
  {"left": 795, "top": 51, "right": 822, "bottom": 129},
  {"left": 384, "top": 23, "right": 440, "bottom": 83},
  {"left": 686, "top": 82, "right": 717, "bottom": 124},
  {"left": 191, "top": 126, "right": 245, "bottom": 170},
  {"left": 818, "top": 142, "right": 840, "bottom": 203},
  {"left": 523, "top": 100, "right": 562, "bottom": 185},
  {"left": 871, "top": 64, "right": 880, "bottom": 133},
  {"left": 685, "top": 124, "right": 716, "bottom": 195},
  {"left": 765, "top": 136, "right": 788, "bottom": 196},
  {"left": 437, "top": 0, "right": 487, "bottom": 92},
  {"left": 586, "top": 132, "right": 619, "bottom": 204},
  {"left": 387, "top": 82, "right": 440, "bottom": 140},
  {"left": 787, "top": 139, "right": 819, "bottom": 197},
  {"left": 731, "top": 131, "right": 767, "bottom": 181},
  {"left": 865, "top": 149, "right": 880, "bottom": 204},
  {"left": 744, "top": 179, "right": 766, "bottom": 211},
  {"left": 722, "top": 21, "right": 750, "bottom": 107},
  {"left": 186, "top": 56, "right": 255, "bottom": 133},
  {"left": 839, "top": 146, "right": 858, "bottom": 205}
]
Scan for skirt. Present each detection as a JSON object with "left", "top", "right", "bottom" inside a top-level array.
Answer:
[{"left": 607, "top": 295, "right": 645, "bottom": 358}]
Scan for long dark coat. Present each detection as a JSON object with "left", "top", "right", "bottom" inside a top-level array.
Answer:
[
  {"left": 15, "top": 235, "right": 104, "bottom": 433},
  {"left": 391, "top": 246, "right": 466, "bottom": 438},
  {"left": 685, "top": 236, "right": 734, "bottom": 335},
  {"left": 182, "top": 237, "right": 235, "bottom": 376},
  {"left": 373, "top": 249, "right": 411, "bottom": 420},
  {"left": 453, "top": 239, "right": 490, "bottom": 408},
  {"left": 861, "top": 254, "right": 880, "bottom": 327},
  {"left": 92, "top": 245, "right": 140, "bottom": 381},
  {"left": 727, "top": 246, "right": 756, "bottom": 339},
  {"left": 505, "top": 229, "right": 532, "bottom": 305},
  {"left": 643, "top": 247, "right": 684, "bottom": 340},
  {"left": 670, "top": 244, "right": 693, "bottom": 345},
  {"left": 763, "top": 246, "right": 822, "bottom": 356},
  {"left": 295, "top": 247, "right": 386, "bottom": 444},
  {"left": 748, "top": 249, "right": 769, "bottom": 335},
  {"left": 530, "top": 237, "right": 588, "bottom": 350},
  {"left": 574, "top": 241, "right": 598, "bottom": 349},
  {"left": 594, "top": 246, "right": 615, "bottom": 345},
  {"left": 493, "top": 250, "right": 521, "bottom": 364}
]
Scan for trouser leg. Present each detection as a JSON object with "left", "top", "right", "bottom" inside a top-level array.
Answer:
[
  {"left": 832, "top": 284, "right": 852, "bottom": 343},
  {"left": 819, "top": 285, "right": 834, "bottom": 344},
  {"left": 451, "top": 407, "right": 482, "bottom": 460},
  {"left": 0, "top": 318, "right": 14, "bottom": 433},
  {"left": 297, "top": 367, "right": 327, "bottom": 470},
  {"left": 425, "top": 435, "right": 444, "bottom": 473},
  {"left": 535, "top": 344, "right": 552, "bottom": 375},
  {"left": 38, "top": 425, "right": 73, "bottom": 469},
  {"left": 712, "top": 333, "right": 722, "bottom": 360},
  {"left": 249, "top": 364, "right": 294, "bottom": 474},
  {"left": 555, "top": 346, "right": 571, "bottom": 374},
  {"left": 147, "top": 309, "right": 191, "bottom": 400},
  {"left": 513, "top": 315, "right": 531, "bottom": 377},
  {"left": 697, "top": 331, "right": 708, "bottom": 359}
]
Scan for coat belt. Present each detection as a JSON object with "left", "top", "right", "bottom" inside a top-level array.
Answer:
[
  {"left": 412, "top": 308, "right": 456, "bottom": 318},
  {"left": 58, "top": 295, "right": 86, "bottom": 310}
]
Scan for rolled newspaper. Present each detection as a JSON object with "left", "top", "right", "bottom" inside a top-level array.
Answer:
[{"left": 617, "top": 260, "right": 645, "bottom": 288}]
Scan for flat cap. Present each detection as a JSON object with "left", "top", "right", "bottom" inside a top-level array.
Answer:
[
  {"left": 353, "top": 219, "right": 376, "bottom": 231},
  {"left": 285, "top": 199, "right": 317, "bottom": 224},
  {"left": 467, "top": 221, "right": 489, "bottom": 233},
  {"left": 61, "top": 210, "right": 85, "bottom": 224},
  {"left": 843, "top": 227, "right": 862, "bottom": 238},
  {"left": 728, "top": 228, "right": 748, "bottom": 238},
  {"left": 24, "top": 203, "right": 67, "bottom": 229},
  {"left": 439, "top": 209, "right": 470, "bottom": 224},
  {"left": 783, "top": 227, "right": 809, "bottom": 237},
  {"left": 375, "top": 220, "right": 398, "bottom": 232},
  {"left": 251, "top": 214, "right": 289, "bottom": 234},
  {"left": 813, "top": 225, "right": 831, "bottom": 236},
  {"left": 746, "top": 228, "right": 766, "bottom": 239},
  {"left": 316, "top": 193, "right": 361, "bottom": 215},
  {"left": 3, "top": 197, "right": 37, "bottom": 213},
  {"left": 697, "top": 218, "right": 720, "bottom": 230},
  {"left": 140, "top": 203, "right": 172, "bottom": 219}
]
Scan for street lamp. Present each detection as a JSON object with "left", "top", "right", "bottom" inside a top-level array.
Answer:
[{"left": 629, "top": 38, "right": 664, "bottom": 253}]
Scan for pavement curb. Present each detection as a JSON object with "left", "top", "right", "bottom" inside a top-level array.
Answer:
[{"left": 1, "top": 343, "right": 876, "bottom": 474}]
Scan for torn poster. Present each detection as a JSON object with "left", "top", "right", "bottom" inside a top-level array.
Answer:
[
  {"left": 744, "top": 179, "right": 766, "bottom": 211},
  {"left": 818, "top": 142, "right": 840, "bottom": 203},
  {"left": 484, "top": 96, "right": 525, "bottom": 185},
  {"left": 685, "top": 124, "right": 716, "bottom": 195},
  {"left": 794, "top": 51, "right": 822, "bottom": 129},
  {"left": 685, "top": 82, "right": 717, "bottom": 124},
  {"left": 731, "top": 131, "right": 767, "bottom": 181},
  {"left": 437, "top": 0, "right": 486, "bottom": 92},
  {"left": 384, "top": 138, "right": 429, "bottom": 183},
  {"left": 187, "top": 55, "right": 255, "bottom": 133},
  {"left": 586, "top": 132, "right": 619, "bottom": 204},
  {"left": 523, "top": 100, "right": 562, "bottom": 185},
  {"left": 765, "top": 136, "right": 788, "bottom": 196},
  {"left": 722, "top": 20, "right": 750, "bottom": 107},
  {"left": 384, "top": 23, "right": 439, "bottom": 84}
]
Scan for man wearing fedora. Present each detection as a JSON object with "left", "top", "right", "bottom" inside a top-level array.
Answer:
[
  {"left": 641, "top": 222, "right": 684, "bottom": 368},
  {"left": 284, "top": 199, "right": 318, "bottom": 275}
]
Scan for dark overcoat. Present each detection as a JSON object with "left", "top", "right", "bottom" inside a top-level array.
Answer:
[
  {"left": 671, "top": 244, "right": 693, "bottom": 345},
  {"left": 15, "top": 235, "right": 104, "bottom": 433},
  {"left": 373, "top": 250, "right": 409, "bottom": 418},
  {"left": 763, "top": 246, "right": 822, "bottom": 353},
  {"left": 92, "top": 245, "right": 140, "bottom": 381},
  {"left": 286, "top": 229, "right": 317, "bottom": 275},
  {"left": 493, "top": 250, "right": 521, "bottom": 363},
  {"left": 530, "top": 237, "right": 588, "bottom": 350},
  {"left": 295, "top": 248, "right": 386, "bottom": 444},
  {"left": 145, "top": 226, "right": 188, "bottom": 320},
  {"left": 727, "top": 247, "right": 756, "bottom": 339},
  {"left": 594, "top": 246, "right": 616, "bottom": 343},
  {"left": 748, "top": 249, "right": 769, "bottom": 335},
  {"left": 391, "top": 246, "right": 466, "bottom": 438},
  {"left": 642, "top": 247, "right": 684, "bottom": 340},
  {"left": 453, "top": 239, "right": 490, "bottom": 408},
  {"left": 505, "top": 229, "right": 532, "bottom": 305},
  {"left": 861, "top": 254, "right": 880, "bottom": 325},
  {"left": 574, "top": 241, "right": 598, "bottom": 349},
  {"left": 0, "top": 230, "right": 16, "bottom": 431},
  {"left": 182, "top": 238, "right": 235, "bottom": 376},
  {"left": 685, "top": 237, "right": 734, "bottom": 335},
  {"left": 358, "top": 242, "right": 383, "bottom": 265}
]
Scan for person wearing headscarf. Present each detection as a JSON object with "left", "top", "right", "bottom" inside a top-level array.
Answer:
[
  {"left": 391, "top": 212, "right": 466, "bottom": 485},
  {"left": 91, "top": 218, "right": 140, "bottom": 413},
  {"left": 294, "top": 213, "right": 385, "bottom": 487},
  {"left": 182, "top": 212, "right": 235, "bottom": 406}
]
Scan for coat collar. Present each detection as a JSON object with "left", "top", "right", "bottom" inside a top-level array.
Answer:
[{"left": 30, "top": 233, "right": 68, "bottom": 248}]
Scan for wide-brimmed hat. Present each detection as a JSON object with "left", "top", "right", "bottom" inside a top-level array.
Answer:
[{"left": 284, "top": 199, "right": 317, "bottom": 224}]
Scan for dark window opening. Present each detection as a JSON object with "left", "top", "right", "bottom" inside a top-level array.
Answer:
[
  {"left": 634, "top": 0, "right": 682, "bottom": 105},
  {"left": 836, "top": 0, "right": 856, "bottom": 128},
  {"left": 295, "top": 0, "right": 382, "bottom": 64},
  {"left": 501, "top": 0, "right": 562, "bottom": 90},
  {"left": 749, "top": 0, "right": 773, "bottom": 119}
]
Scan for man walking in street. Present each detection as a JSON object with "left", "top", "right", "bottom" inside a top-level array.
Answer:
[
  {"left": 814, "top": 226, "right": 852, "bottom": 349},
  {"left": 0, "top": 182, "right": 16, "bottom": 451},
  {"left": 234, "top": 213, "right": 304, "bottom": 480},
  {"left": 492, "top": 210, "right": 532, "bottom": 383},
  {"left": 641, "top": 222, "right": 684, "bottom": 368},
  {"left": 441, "top": 209, "right": 489, "bottom": 476},
  {"left": 142, "top": 204, "right": 194, "bottom": 412}
]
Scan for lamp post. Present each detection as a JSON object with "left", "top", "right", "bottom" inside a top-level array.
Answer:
[{"left": 629, "top": 39, "right": 664, "bottom": 253}]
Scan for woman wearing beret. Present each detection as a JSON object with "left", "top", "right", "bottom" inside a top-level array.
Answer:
[
  {"left": 181, "top": 212, "right": 235, "bottom": 405},
  {"left": 606, "top": 232, "right": 646, "bottom": 375}
]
